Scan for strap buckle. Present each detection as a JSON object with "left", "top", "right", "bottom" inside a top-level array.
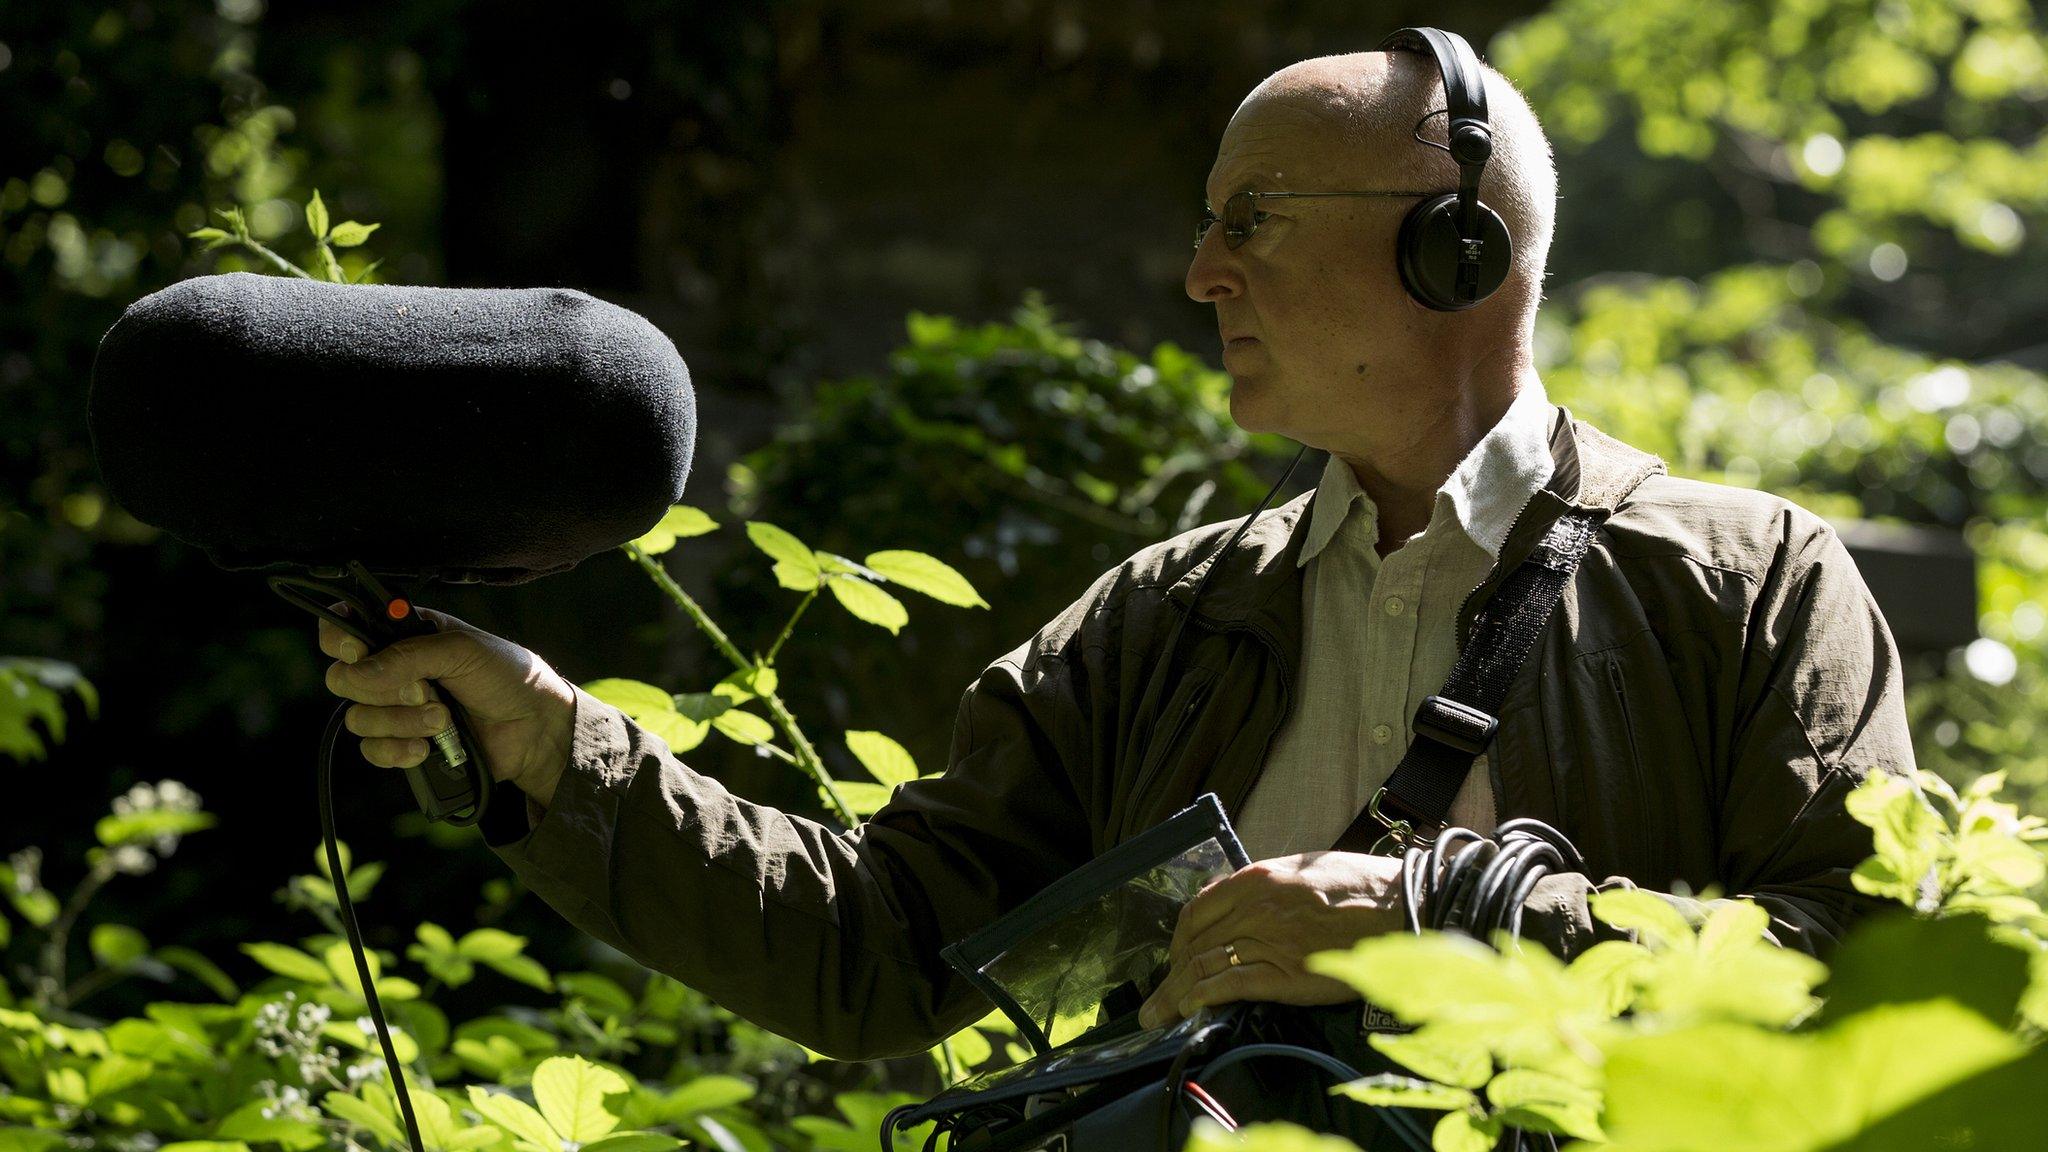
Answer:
[
  {"left": 1411, "top": 694, "right": 1498, "bottom": 755},
  {"left": 1366, "top": 787, "right": 1438, "bottom": 856}
]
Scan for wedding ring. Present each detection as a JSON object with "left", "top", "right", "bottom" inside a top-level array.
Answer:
[{"left": 1224, "top": 941, "right": 1242, "bottom": 968}]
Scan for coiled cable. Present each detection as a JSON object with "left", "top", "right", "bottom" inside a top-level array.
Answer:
[{"left": 1401, "top": 819, "right": 1585, "bottom": 942}]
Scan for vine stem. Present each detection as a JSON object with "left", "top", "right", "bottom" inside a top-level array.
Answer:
[
  {"left": 231, "top": 235, "right": 317, "bottom": 280},
  {"left": 622, "top": 544, "right": 858, "bottom": 829},
  {"left": 39, "top": 859, "right": 117, "bottom": 1008}
]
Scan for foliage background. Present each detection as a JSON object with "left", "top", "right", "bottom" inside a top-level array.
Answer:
[{"left": 3, "top": 0, "right": 2046, "bottom": 1104}]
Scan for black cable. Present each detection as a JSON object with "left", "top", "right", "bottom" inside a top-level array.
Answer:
[
  {"left": 1157, "top": 445, "right": 1311, "bottom": 697},
  {"left": 1399, "top": 820, "right": 1583, "bottom": 945},
  {"left": 319, "top": 702, "right": 428, "bottom": 1152}
]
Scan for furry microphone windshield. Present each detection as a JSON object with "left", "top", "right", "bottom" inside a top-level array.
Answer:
[{"left": 88, "top": 271, "right": 697, "bottom": 584}]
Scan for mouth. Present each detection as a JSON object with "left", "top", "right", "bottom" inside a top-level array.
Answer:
[{"left": 1223, "top": 336, "right": 1261, "bottom": 350}]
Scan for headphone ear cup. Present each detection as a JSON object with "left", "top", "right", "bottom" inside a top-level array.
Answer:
[{"left": 1394, "top": 194, "right": 1514, "bottom": 311}]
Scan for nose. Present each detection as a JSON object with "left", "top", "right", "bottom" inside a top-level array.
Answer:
[{"left": 1185, "top": 225, "right": 1244, "bottom": 304}]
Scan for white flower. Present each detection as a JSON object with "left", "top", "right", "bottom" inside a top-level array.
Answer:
[
  {"left": 109, "top": 845, "right": 155, "bottom": 875},
  {"left": 157, "top": 779, "right": 198, "bottom": 809},
  {"left": 7, "top": 847, "right": 40, "bottom": 893},
  {"left": 355, "top": 1015, "right": 376, "bottom": 1036}
]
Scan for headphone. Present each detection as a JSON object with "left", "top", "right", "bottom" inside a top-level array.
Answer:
[{"left": 1377, "top": 27, "right": 1515, "bottom": 311}]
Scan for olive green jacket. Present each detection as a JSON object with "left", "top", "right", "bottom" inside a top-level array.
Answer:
[{"left": 485, "top": 408, "right": 1914, "bottom": 1060}]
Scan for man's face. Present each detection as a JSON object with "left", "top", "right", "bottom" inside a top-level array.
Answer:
[{"left": 1185, "top": 92, "right": 1436, "bottom": 448}]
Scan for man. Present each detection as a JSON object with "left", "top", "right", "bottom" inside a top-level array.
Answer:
[{"left": 319, "top": 47, "right": 1912, "bottom": 1059}]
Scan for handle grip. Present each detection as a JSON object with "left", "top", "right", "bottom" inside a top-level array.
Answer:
[
  {"left": 269, "top": 565, "right": 491, "bottom": 825},
  {"left": 373, "top": 597, "right": 487, "bottom": 824}
]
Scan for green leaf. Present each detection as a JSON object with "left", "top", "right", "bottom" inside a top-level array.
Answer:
[
  {"left": 160, "top": 1143, "right": 251, "bottom": 1152},
  {"left": 830, "top": 781, "right": 896, "bottom": 817},
  {"left": 1563, "top": 939, "right": 1653, "bottom": 1016},
  {"left": 327, "top": 221, "right": 379, "bottom": 247},
  {"left": 89, "top": 923, "right": 149, "bottom": 970},
  {"left": 466, "top": 1087, "right": 558, "bottom": 1150},
  {"left": 1817, "top": 912, "right": 2032, "bottom": 1027},
  {"left": 1485, "top": 1069, "right": 1605, "bottom": 1141},
  {"left": 1600, "top": 1000, "right": 2022, "bottom": 1149},
  {"left": 322, "top": 940, "right": 418, "bottom": 1001},
  {"left": 863, "top": 550, "right": 989, "bottom": 608},
  {"left": 217, "top": 1090, "right": 331, "bottom": 1147},
  {"left": 637, "top": 1075, "right": 754, "bottom": 1122},
  {"left": 673, "top": 691, "right": 735, "bottom": 722},
  {"left": 1329, "top": 1073, "right": 1474, "bottom": 1112},
  {"left": 455, "top": 927, "right": 526, "bottom": 962},
  {"left": 1305, "top": 932, "right": 1507, "bottom": 1018},
  {"left": 1589, "top": 888, "right": 1697, "bottom": 951},
  {"left": 845, "top": 730, "right": 920, "bottom": 786},
  {"left": 7, "top": 885, "right": 58, "bottom": 927},
  {"left": 632, "top": 505, "right": 719, "bottom": 556},
  {"left": 583, "top": 678, "right": 677, "bottom": 717},
  {"left": 305, "top": 190, "right": 330, "bottom": 239},
  {"left": 583, "top": 1136, "right": 683, "bottom": 1152},
  {"left": 1367, "top": 1026, "right": 1493, "bottom": 1089},
  {"left": 1431, "top": 1111, "right": 1499, "bottom": 1152},
  {"left": 827, "top": 577, "right": 908, "bottom": 634},
  {"left": 557, "top": 973, "right": 636, "bottom": 1016},
  {"left": 745, "top": 522, "right": 820, "bottom": 587},
  {"left": 95, "top": 809, "right": 215, "bottom": 848},
  {"left": 713, "top": 665, "right": 777, "bottom": 702},
  {"left": 241, "top": 942, "right": 333, "bottom": 984},
  {"left": 321, "top": 1018, "right": 418, "bottom": 1065},
  {"left": 771, "top": 560, "right": 822, "bottom": 592},
  {"left": 711, "top": 708, "right": 775, "bottom": 746},
  {"left": 479, "top": 953, "right": 555, "bottom": 992},
  {"left": 532, "top": 1055, "right": 629, "bottom": 1142},
  {"left": 187, "top": 227, "right": 232, "bottom": 248}
]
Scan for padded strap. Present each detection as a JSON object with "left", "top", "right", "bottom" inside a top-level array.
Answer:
[{"left": 1333, "top": 507, "right": 1607, "bottom": 853}]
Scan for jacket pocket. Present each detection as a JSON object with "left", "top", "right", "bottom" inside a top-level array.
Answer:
[
  {"left": 1127, "top": 671, "right": 1216, "bottom": 830},
  {"left": 1607, "top": 656, "right": 1654, "bottom": 856}
]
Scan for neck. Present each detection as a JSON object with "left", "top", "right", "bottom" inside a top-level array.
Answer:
[{"left": 1330, "top": 351, "right": 1539, "bottom": 558}]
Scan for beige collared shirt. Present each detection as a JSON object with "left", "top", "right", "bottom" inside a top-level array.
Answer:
[{"left": 1233, "top": 381, "right": 1558, "bottom": 861}]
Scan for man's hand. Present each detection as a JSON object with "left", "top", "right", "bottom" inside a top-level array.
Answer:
[
  {"left": 317, "top": 604, "right": 577, "bottom": 808},
  {"left": 1136, "top": 850, "right": 1404, "bottom": 1030}
]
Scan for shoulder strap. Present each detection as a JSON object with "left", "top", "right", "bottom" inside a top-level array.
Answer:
[{"left": 1332, "top": 506, "right": 1607, "bottom": 854}]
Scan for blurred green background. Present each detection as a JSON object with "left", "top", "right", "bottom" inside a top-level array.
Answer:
[{"left": 3, "top": 0, "right": 2044, "bottom": 1004}]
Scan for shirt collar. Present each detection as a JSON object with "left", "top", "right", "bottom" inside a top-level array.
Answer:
[{"left": 1298, "top": 377, "right": 1557, "bottom": 567}]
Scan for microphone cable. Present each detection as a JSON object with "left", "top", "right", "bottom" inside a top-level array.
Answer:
[
  {"left": 1157, "top": 443, "right": 1312, "bottom": 696},
  {"left": 318, "top": 701, "right": 430, "bottom": 1152},
  {"left": 1401, "top": 818, "right": 1585, "bottom": 941}
]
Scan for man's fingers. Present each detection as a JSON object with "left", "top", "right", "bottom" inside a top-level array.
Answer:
[
  {"left": 317, "top": 601, "right": 369, "bottom": 663},
  {"left": 326, "top": 659, "right": 429, "bottom": 707},
  {"left": 1169, "top": 865, "right": 1262, "bottom": 961},
  {"left": 1175, "top": 957, "right": 1288, "bottom": 1018},
  {"left": 1140, "top": 937, "right": 1258, "bottom": 1030},
  {"left": 358, "top": 736, "right": 430, "bottom": 769},
  {"left": 345, "top": 701, "right": 450, "bottom": 740},
  {"left": 322, "top": 630, "right": 474, "bottom": 704}
]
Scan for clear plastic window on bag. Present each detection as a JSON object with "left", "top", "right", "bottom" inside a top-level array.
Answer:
[{"left": 941, "top": 793, "right": 1251, "bottom": 1055}]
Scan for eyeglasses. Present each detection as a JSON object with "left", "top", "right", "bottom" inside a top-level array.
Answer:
[{"left": 1195, "top": 189, "right": 1442, "bottom": 252}]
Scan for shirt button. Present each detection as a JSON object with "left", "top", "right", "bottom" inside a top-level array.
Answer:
[
  {"left": 1372, "top": 723, "right": 1393, "bottom": 745},
  {"left": 1383, "top": 596, "right": 1405, "bottom": 616}
]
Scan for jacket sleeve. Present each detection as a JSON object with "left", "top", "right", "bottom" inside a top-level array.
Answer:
[
  {"left": 1521, "top": 514, "right": 1916, "bottom": 959},
  {"left": 482, "top": 641, "right": 1096, "bottom": 1062}
]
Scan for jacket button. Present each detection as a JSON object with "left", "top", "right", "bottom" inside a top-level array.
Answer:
[
  {"left": 1383, "top": 596, "right": 1405, "bottom": 616},
  {"left": 1372, "top": 723, "right": 1393, "bottom": 744}
]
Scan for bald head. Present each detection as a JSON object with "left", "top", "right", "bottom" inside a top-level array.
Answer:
[{"left": 1234, "top": 50, "right": 1558, "bottom": 316}]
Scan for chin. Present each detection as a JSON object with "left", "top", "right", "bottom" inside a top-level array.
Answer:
[{"left": 1226, "top": 382, "right": 1288, "bottom": 439}]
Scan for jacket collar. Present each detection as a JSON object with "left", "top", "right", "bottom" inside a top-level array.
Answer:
[{"left": 1164, "top": 406, "right": 1667, "bottom": 641}]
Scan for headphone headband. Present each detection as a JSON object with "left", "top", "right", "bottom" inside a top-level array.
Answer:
[{"left": 1373, "top": 27, "right": 1513, "bottom": 310}]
